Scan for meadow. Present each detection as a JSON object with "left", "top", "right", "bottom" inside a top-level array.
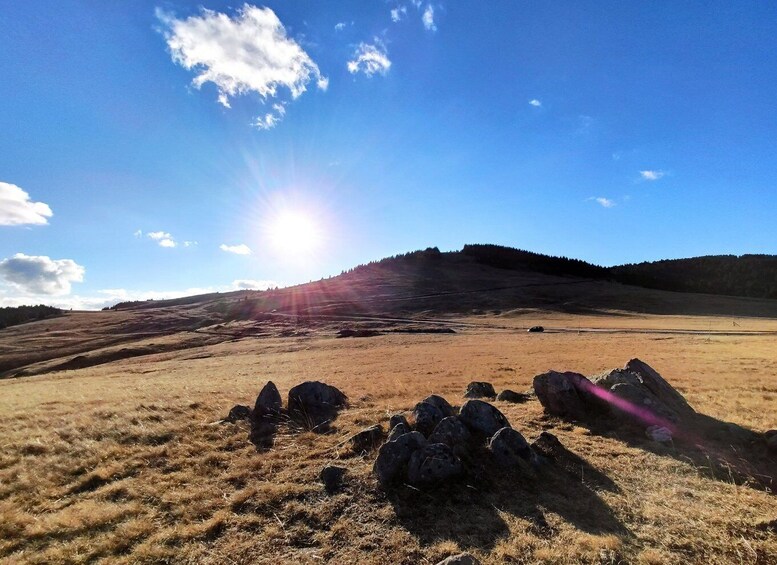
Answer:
[{"left": 1, "top": 312, "right": 775, "bottom": 564}]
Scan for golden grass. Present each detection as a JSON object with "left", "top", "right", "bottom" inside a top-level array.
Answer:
[{"left": 1, "top": 314, "right": 775, "bottom": 564}]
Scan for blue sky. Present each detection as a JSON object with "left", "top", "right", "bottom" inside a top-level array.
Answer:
[{"left": 1, "top": 1, "right": 776, "bottom": 309}]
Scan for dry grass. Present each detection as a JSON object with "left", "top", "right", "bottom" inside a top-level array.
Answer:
[{"left": 1, "top": 314, "right": 776, "bottom": 564}]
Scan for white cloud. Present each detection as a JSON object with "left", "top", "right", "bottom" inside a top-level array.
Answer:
[
  {"left": 133, "top": 229, "right": 143, "bottom": 238},
  {"left": 183, "top": 241, "right": 197, "bottom": 247},
  {"left": 0, "top": 182, "right": 53, "bottom": 226},
  {"left": 594, "top": 196, "right": 615, "bottom": 208},
  {"left": 422, "top": 5, "right": 436, "bottom": 31},
  {"left": 147, "top": 231, "right": 179, "bottom": 248},
  {"left": 410, "top": 0, "right": 422, "bottom": 9},
  {"left": 220, "top": 243, "right": 252, "bottom": 255},
  {"left": 334, "top": 22, "right": 347, "bottom": 31},
  {"left": 391, "top": 6, "right": 407, "bottom": 22},
  {"left": 640, "top": 170, "right": 665, "bottom": 181},
  {"left": 158, "top": 5, "right": 327, "bottom": 128},
  {"left": 347, "top": 40, "right": 391, "bottom": 77},
  {"left": 0, "top": 253, "right": 85, "bottom": 295},
  {"left": 529, "top": 99, "right": 542, "bottom": 107}
]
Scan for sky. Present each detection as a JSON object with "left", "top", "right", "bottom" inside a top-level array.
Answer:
[{"left": 1, "top": 1, "right": 776, "bottom": 309}]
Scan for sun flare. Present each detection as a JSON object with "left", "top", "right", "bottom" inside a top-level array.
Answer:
[{"left": 267, "top": 210, "right": 321, "bottom": 256}]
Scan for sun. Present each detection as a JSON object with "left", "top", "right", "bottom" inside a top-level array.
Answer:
[{"left": 267, "top": 210, "right": 321, "bottom": 256}]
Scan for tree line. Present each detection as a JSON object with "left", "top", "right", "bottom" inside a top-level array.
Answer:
[{"left": 0, "top": 304, "right": 63, "bottom": 330}]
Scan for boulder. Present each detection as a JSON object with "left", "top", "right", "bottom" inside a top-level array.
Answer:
[
  {"left": 413, "top": 401, "right": 445, "bottom": 437},
  {"left": 489, "top": 427, "right": 533, "bottom": 468},
  {"left": 530, "top": 431, "right": 564, "bottom": 459},
  {"left": 351, "top": 424, "right": 384, "bottom": 453},
  {"left": 436, "top": 553, "right": 481, "bottom": 565},
  {"left": 225, "top": 404, "right": 251, "bottom": 422},
  {"left": 320, "top": 465, "right": 346, "bottom": 494},
  {"left": 533, "top": 371, "right": 603, "bottom": 421},
  {"left": 254, "top": 381, "right": 282, "bottom": 418},
  {"left": 287, "top": 381, "right": 348, "bottom": 432},
  {"left": 389, "top": 414, "right": 410, "bottom": 430},
  {"left": 422, "top": 394, "right": 456, "bottom": 418},
  {"left": 592, "top": 359, "right": 695, "bottom": 426},
  {"left": 407, "top": 443, "right": 464, "bottom": 487},
  {"left": 387, "top": 422, "right": 412, "bottom": 442},
  {"left": 373, "top": 431, "right": 427, "bottom": 486},
  {"left": 429, "top": 416, "right": 472, "bottom": 453},
  {"left": 496, "top": 390, "right": 530, "bottom": 403},
  {"left": 459, "top": 400, "right": 510, "bottom": 437},
  {"left": 464, "top": 382, "right": 497, "bottom": 399}
]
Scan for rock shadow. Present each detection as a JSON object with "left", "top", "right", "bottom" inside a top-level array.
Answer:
[
  {"left": 386, "top": 446, "right": 628, "bottom": 551},
  {"left": 573, "top": 414, "right": 776, "bottom": 493}
]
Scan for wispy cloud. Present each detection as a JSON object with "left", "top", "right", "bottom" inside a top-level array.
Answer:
[
  {"left": 220, "top": 243, "right": 252, "bottom": 255},
  {"left": 0, "top": 182, "right": 53, "bottom": 226},
  {"left": 422, "top": 4, "right": 437, "bottom": 31},
  {"left": 334, "top": 22, "right": 347, "bottom": 31},
  {"left": 0, "top": 253, "right": 85, "bottom": 295},
  {"left": 347, "top": 39, "right": 391, "bottom": 76},
  {"left": 233, "top": 279, "right": 277, "bottom": 290},
  {"left": 157, "top": 5, "right": 327, "bottom": 129},
  {"left": 640, "top": 170, "right": 665, "bottom": 181},
  {"left": 391, "top": 6, "right": 407, "bottom": 22},
  {"left": 587, "top": 197, "right": 616, "bottom": 208},
  {"left": 529, "top": 99, "right": 542, "bottom": 107}
]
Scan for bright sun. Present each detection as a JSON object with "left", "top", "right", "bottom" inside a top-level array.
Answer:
[{"left": 267, "top": 210, "right": 321, "bottom": 256}]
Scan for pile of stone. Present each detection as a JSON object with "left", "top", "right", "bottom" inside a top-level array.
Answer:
[
  {"left": 225, "top": 380, "right": 348, "bottom": 448},
  {"left": 533, "top": 358, "right": 695, "bottom": 442},
  {"left": 362, "top": 391, "right": 552, "bottom": 489}
]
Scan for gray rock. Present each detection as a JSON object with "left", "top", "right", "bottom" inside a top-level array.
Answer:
[
  {"left": 373, "top": 431, "right": 427, "bottom": 486},
  {"left": 436, "top": 553, "right": 481, "bottom": 565},
  {"left": 489, "top": 427, "right": 533, "bottom": 468},
  {"left": 533, "top": 371, "right": 603, "bottom": 421},
  {"left": 389, "top": 414, "right": 410, "bottom": 430},
  {"left": 249, "top": 420, "right": 277, "bottom": 450},
  {"left": 530, "top": 431, "right": 563, "bottom": 459},
  {"left": 287, "top": 381, "right": 348, "bottom": 432},
  {"left": 387, "top": 422, "right": 412, "bottom": 442},
  {"left": 464, "top": 382, "right": 497, "bottom": 399},
  {"left": 351, "top": 424, "right": 384, "bottom": 453},
  {"left": 429, "top": 416, "right": 472, "bottom": 452},
  {"left": 496, "top": 389, "right": 530, "bottom": 403},
  {"left": 320, "top": 465, "right": 346, "bottom": 493},
  {"left": 592, "top": 359, "right": 695, "bottom": 426},
  {"left": 254, "top": 381, "right": 282, "bottom": 418},
  {"left": 646, "top": 425, "right": 673, "bottom": 443},
  {"left": 413, "top": 401, "right": 444, "bottom": 437},
  {"left": 226, "top": 404, "right": 251, "bottom": 422},
  {"left": 459, "top": 399, "right": 510, "bottom": 437},
  {"left": 407, "top": 443, "right": 464, "bottom": 487},
  {"left": 422, "top": 395, "right": 455, "bottom": 418}
]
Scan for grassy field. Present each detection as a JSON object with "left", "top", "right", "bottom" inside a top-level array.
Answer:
[{"left": 1, "top": 313, "right": 776, "bottom": 564}]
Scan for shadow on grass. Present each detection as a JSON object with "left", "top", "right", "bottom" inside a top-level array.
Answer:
[
  {"left": 384, "top": 447, "right": 628, "bottom": 552},
  {"left": 567, "top": 412, "right": 776, "bottom": 494}
]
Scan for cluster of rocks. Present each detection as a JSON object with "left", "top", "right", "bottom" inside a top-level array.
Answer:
[
  {"left": 533, "top": 358, "right": 695, "bottom": 442},
  {"left": 225, "top": 380, "right": 348, "bottom": 448},
  {"left": 353, "top": 389, "right": 551, "bottom": 489},
  {"left": 464, "top": 381, "right": 531, "bottom": 403}
]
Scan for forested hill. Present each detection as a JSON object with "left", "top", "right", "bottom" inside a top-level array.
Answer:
[
  {"left": 460, "top": 245, "right": 777, "bottom": 300},
  {"left": 610, "top": 255, "right": 777, "bottom": 299},
  {"left": 0, "top": 305, "right": 63, "bottom": 329}
]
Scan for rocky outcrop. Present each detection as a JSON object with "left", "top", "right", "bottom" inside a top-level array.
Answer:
[
  {"left": 351, "top": 424, "right": 385, "bottom": 453},
  {"left": 533, "top": 370, "right": 604, "bottom": 421},
  {"left": 413, "top": 401, "right": 445, "bottom": 437},
  {"left": 407, "top": 443, "right": 464, "bottom": 486},
  {"left": 489, "top": 427, "right": 534, "bottom": 469},
  {"left": 496, "top": 389, "right": 530, "bottom": 403}
]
